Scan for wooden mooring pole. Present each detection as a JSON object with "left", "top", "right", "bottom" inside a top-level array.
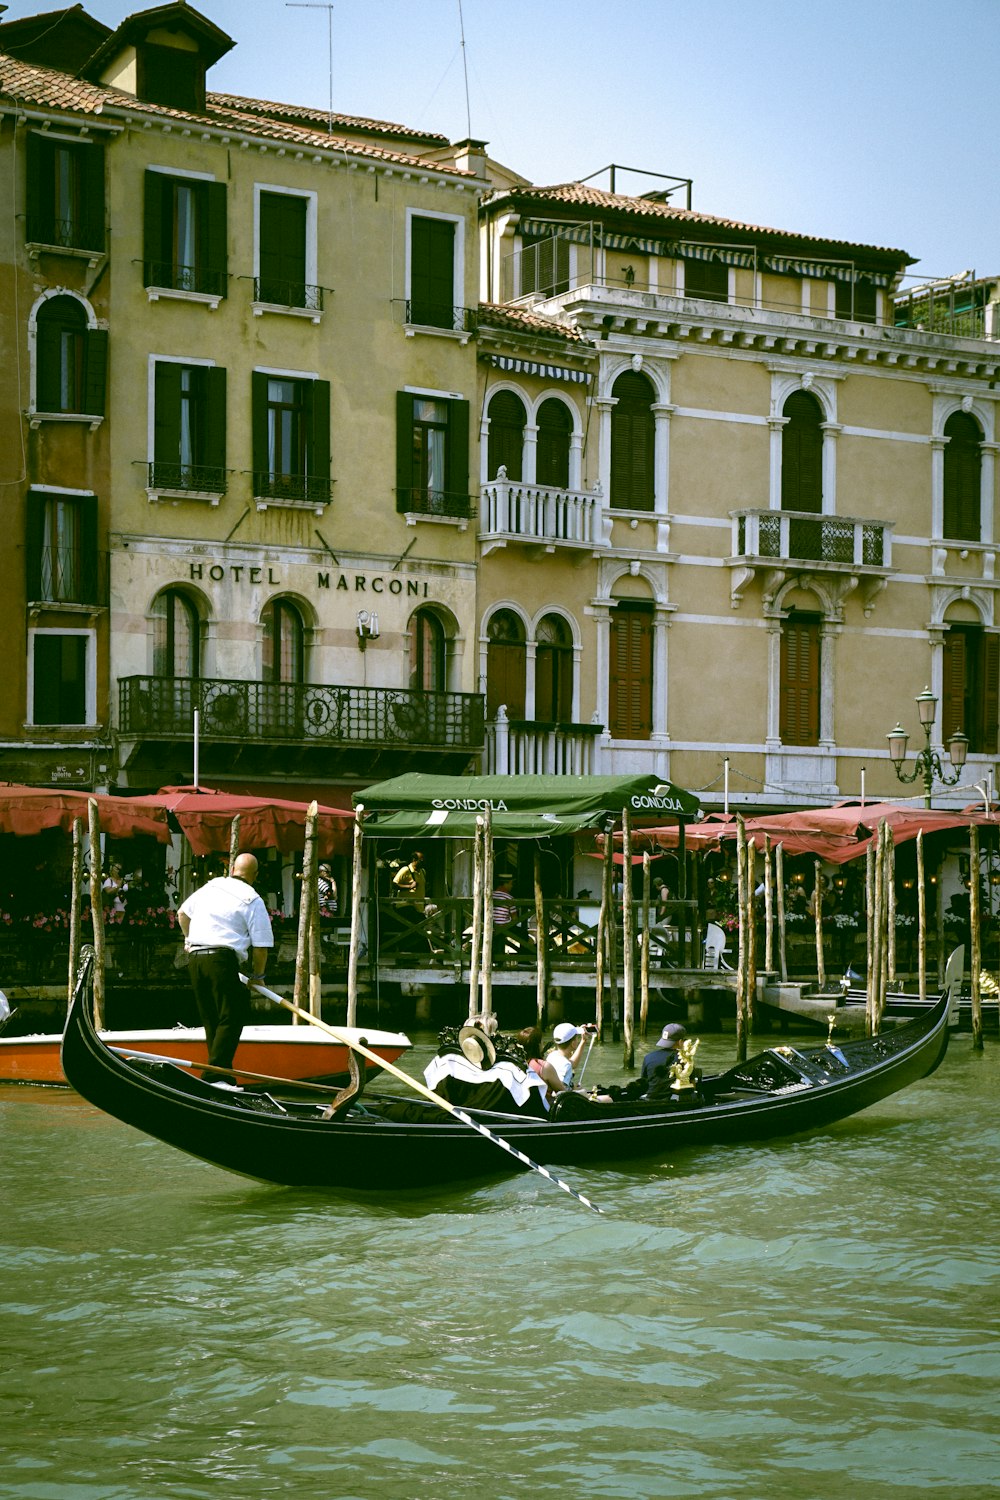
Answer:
[
  {"left": 776, "top": 842, "right": 787, "bottom": 982},
  {"left": 735, "top": 814, "right": 748, "bottom": 1062},
  {"left": 916, "top": 829, "right": 927, "bottom": 1008},
  {"left": 970, "top": 822, "right": 984, "bottom": 1051},
  {"left": 468, "top": 816, "right": 484, "bottom": 1021},
  {"left": 346, "top": 804, "right": 364, "bottom": 1026},
  {"left": 87, "top": 798, "right": 106, "bottom": 1030},
  {"left": 639, "top": 850, "right": 651, "bottom": 1040},
  {"left": 533, "top": 847, "right": 547, "bottom": 1030},
  {"left": 621, "top": 808, "right": 635, "bottom": 1068},
  {"left": 67, "top": 816, "right": 83, "bottom": 1015}
]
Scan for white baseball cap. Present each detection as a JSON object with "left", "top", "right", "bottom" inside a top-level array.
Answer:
[{"left": 552, "top": 1022, "right": 580, "bottom": 1044}]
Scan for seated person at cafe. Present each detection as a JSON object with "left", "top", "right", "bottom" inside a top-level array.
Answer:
[{"left": 491, "top": 872, "right": 520, "bottom": 957}]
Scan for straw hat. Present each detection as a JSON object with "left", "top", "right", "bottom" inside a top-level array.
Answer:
[{"left": 458, "top": 1024, "right": 497, "bottom": 1070}]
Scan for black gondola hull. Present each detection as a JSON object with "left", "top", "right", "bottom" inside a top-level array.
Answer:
[{"left": 61, "top": 956, "right": 953, "bottom": 1190}]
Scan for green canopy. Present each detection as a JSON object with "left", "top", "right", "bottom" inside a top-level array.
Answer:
[{"left": 355, "top": 773, "right": 700, "bottom": 839}]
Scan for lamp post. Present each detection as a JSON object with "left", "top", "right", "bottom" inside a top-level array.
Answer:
[{"left": 887, "top": 687, "right": 969, "bottom": 808}]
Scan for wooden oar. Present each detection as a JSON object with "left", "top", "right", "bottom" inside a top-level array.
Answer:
[{"left": 245, "top": 979, "right": 606, "bottom": 1217}]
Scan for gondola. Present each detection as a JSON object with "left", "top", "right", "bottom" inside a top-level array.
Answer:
[{"left": 61, "top": 951, "right": 955, "bottom": 1191}]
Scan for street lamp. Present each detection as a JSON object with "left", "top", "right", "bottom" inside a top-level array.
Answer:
[{"left": 887, "top": 686, "right": 969, "bottom": 808}]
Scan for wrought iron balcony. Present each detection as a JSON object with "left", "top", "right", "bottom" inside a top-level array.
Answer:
[
  {"left": 26, "top": 548, "right": 109, "bottom": 609},
  {"left": 396, "top": 488, "right": 474, "bottom": 521},
  {"left": 143, "top": 260, "right": 228, "bottom": 298},
  {"left": 26, "top": 212, "right": 105, "bottom": 255},
  {"left": 480, "top": 472, "right": 607, "bottom": 553},
  {"left": 252, "top": 470, "right": 332, "bottom": 507},
  {"left": 732, "top": 509, "right": 892, "bottom": 568},
  {"left": 401, "top": 300, "right": 477, "bottom": 334},
  {"left": 253, "top": 277, "right": 324, "bottom": 312},
  {"left": 119, "top": 676, "right": 485, "bottom": 752},
  {"left": 147, "top": 461, "right": 227, "bottom": 496}
]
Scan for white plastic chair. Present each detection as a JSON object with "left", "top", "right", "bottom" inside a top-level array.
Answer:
[{"left": 703, "top": 921, "right": 733, "bottom": 971}]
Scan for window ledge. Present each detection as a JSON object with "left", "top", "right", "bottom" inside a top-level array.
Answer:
[
  {"left": 403, "top": 511, "right": 469, "bottom": 531},
  {"left": 26, "top": 241, "right": 105, "bottom": 268},
  {"left": 254, "top": 494, "right": 329, "bottom": 516},
  {"left": 27, "top": 600, "right": 105, "bottom": 620},
  {"left": 28, "top": 410, "right": 103, "bottom": 431},
  {"left": 403, "top": 322, "right": 473, "bottom": 347},
  {"left": 147, "top": 487, "right": 223, "bottom": 507},
  {"left": 251, "top": 301, "right": 323, "bottom": 325},
  {"left": 145, "top": 285, "right": 223, "bottom": 310}
]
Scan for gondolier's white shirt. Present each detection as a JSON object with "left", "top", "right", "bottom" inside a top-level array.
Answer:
[{"left": 178, "top": 876, "right": 274, "bottom": 964}]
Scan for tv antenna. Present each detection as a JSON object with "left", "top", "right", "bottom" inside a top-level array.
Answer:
[
  {"left": 457, "top": 0, "right": 472, "bottom": 140},
  {"left": 287, "top": 2, "right": 335, "bottom": 133}
]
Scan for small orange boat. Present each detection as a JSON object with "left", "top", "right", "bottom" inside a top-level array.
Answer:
[{"left": 0, "top": 1022, "right": 411, "bottom": 1087}]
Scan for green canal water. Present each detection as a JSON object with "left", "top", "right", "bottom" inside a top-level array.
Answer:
[{"left": 1, "top": 1030, "right": 998, "bottom": 1500}]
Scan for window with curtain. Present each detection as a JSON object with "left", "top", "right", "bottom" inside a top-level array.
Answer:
[
  {"left": 25, "top": 491, "right": 100, "bottom": 606},
  {"left": 535, "top": 613, "right": 573, "bottom": 722},
  {"left": 35, "top": 296, "right": 107, "bottom": 416},
  {"left": 942, "top": 624, "right": 999, "bottom": 754},
  {"left": 486, "top": 609, "right": 526, "bottom": 719},
  {"left": 610, "top": 370, "right": 655, "bottom": 511},
  {"left": 781, "top": 390, "right": 823, "bottom": 513},
  {"left": 609, "top": 601, "right": 653, "bottom": 739},
  {"left": 153, "top": 361, "right": 227, "bottom": 493},
  {"left": 143, "top": 169, "right": 227, "bottom": 297},
  {"left": 942, "top": 411, "right": 983, "bottom": 542},
  {"left": 779, "top": 613, "right": 821, "bottom": 746},
  {"left": 152, "top": 589, "right": 200, "bottom": 678},
  {"left": 26, "top": 134, "right": 104, "bottom": 252},
  {"left": 395, "top": 391, "right": 470, "bottom": 518},
  {"left": 409, "top": 607, "right": 447, "bottom": 692},
  {"left": 536, "top": 398, "right": 572, "bottom": 489},
  {"left": 251, "top": 373, "right": 331, "bottom": 505},
  {"left": 487, "top": 390, "right": 526, "bottom": 480},
  {"left": 262, "top": 598, "right": 305, "bottom": 684}
]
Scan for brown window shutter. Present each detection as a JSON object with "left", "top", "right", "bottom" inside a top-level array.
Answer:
[
  {"left": 780, "top": 615, "right": 821, "bottom": 745},
  {"left": 609, "top": 603, "right": 653, "bottom": 739},
  {"left": 941, "top": 630, "right": 968, "bottom": 742},
  {"left": 981, "top": 633, "right": 999, "bottom": 754}
]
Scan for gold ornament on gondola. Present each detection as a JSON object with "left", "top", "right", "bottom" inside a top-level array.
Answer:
[{"left": 669, "top": 1036, "right": 700, "bottom": 1092}]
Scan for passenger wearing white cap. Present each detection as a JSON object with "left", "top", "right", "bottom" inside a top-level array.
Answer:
[{"left": 546, "top": 1021, "right": 595, "bottom": 1093}]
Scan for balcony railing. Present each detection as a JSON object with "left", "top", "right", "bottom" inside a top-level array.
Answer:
[
  {"left": 252, "top": 470, "right": 332, "bottom": 506},
  {"left": 253, "top": 277, "right": 324, "bottom": 312},
  {"left": 732, "top": 510, "right": 891, "bottom": 569},
  {"left": 26, "top": 548, "right": 109, "bottom": 608},
  {"left": 143, "top": 260, "right": 228, "bottom": 298},
  {"left": 147, "top": 461, "right": 227, "bottom": 495},
  {"left": 480, "top": 473, "right": 606, "bottom": 551},
  {"left": 26, "top": 213, "right": 104, "bottom": 254},
  {"left": 485, "top": 714, "right": 603, "bottom": 775},
  {"left": 119, "top": 676, "right": 485, "bottom": 751},
  {"left": 396, "top": 488, "right": 474, "bottom": 520},
  {"left": 402, "top": 300, "right": 477, "bottom": 334}
]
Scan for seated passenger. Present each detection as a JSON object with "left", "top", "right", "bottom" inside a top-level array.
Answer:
[
  {"left": 517, "top": 1026, "right": 563, "bottom": 1111},
  {"left": 640, "top": 1022, "right": 689, "bottom": 1097},
  {"left": 546, "top": 1022, "right": 612, "bottom": 1105}
]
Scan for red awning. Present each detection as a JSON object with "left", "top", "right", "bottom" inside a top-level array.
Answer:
[
  {"left": 131, "top": 786, "right": 354, "bottom": 857},
  {"left": 0, "top": 785, "right": 171, "bottom": 842}
]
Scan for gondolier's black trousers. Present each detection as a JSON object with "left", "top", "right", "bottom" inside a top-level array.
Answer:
[{"left": 187, "top": 947, "right": 250, "bottom": 1078}]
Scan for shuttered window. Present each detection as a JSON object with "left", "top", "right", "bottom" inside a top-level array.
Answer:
[
  {"left": 684, "top": 256, "right": 728, "bottom": 303},
  {"left": 535, "top": 613, "right": 573, "bottom": 722},
  {"left": 487, "top": 391, "right": 526, "bottom": 481},
  {"left": 395, "top": 392, "right": 470, "bottom": 517},
  {"left": 32, "top": 634, "right": 88, "bottom": 725},
  {"left": 35, "top": 296, "right": 107, "bottom": 416},
  {"left": 486, "top": 609, "right": 526, "bottom": 719},
  {"left": 942, "top": 411, "right": 982, "bottom": 542},
  {"left": 25, "top": 134, "right": 104, "bottom": 252},
  {"left": 521, "top": 234, "right": 570, "bottom": 296},
  {"left": 610, "top": 370, "right": 655, "bottom": 511},
  {"left": 252, "top": 373, "right": 331, "bottom": 505},
  {"left": 942, "top": 625, "right": 999, "bottom": 754},
  {"left": 258, "top": 192, "right": 308, "bottom": 308},
  {"left": 609, "top": 601, "right": 653, "bottom": 739},
  {"left": 781, "top": 390, "right": 823, "bottom": 513},
  {"left": 536, "top": 398, "right": 572, "bottom": 489},
  {"left": 143, "top": 170, "right": 228, "bottom": 298},
  {"left": 153, "top": 362, "right": 226, "bottom": 492},
  {"left": 779, "top": 614, "right": 821, "bottom": 746},
  {"left": 410, "top": 216, "right": 456, "bottom": 328},
  {"left": 25, "top": 491, "right": 100, "bottom": 606},
  {"left": 835, "top": 276, "right": 877, "bottom": 322}
]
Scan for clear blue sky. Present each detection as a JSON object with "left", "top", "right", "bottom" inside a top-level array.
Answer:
[{"left": 16, "top": 0, "right": 999, "bottom": 283}]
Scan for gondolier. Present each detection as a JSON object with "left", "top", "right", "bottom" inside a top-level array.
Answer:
[{"left": 177, "top": 853, "right": 273, "bottom": 1081}]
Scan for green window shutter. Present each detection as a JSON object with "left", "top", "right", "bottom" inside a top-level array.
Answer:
[
  {"left": 81, "top": 327, "right": 108, "bottom": 416},
  {"left": 781, "top": 391, "right": 823, "bottom": 513},
  {"left": 35, "top": 310, "right": 62, "bottom": 411},
  {"left": 204, "top": 180, "right": 228, "bottom": 298},
  {"left": 943, "top": 412, "right": 982, "bottom": 542},
  {"left": 25, "top": 133, "right": 51, "bottom": 243},
  {"left": 81, "top": 142, "right": 105, "bottom": 252},
  {"left": 536, "top": 398, "right": 572, "bottom": 488},
  {"left": 153, "top": 361, "right": 182, "bottom": 463},
  {"left": 446, "top": 397, "right": 470, "bottom": 508},
  {"left": 410, "top": 216, "right": 455, "bottom": 327},
  {"left": 25, "top": 490, "right": 45, "bottom": 599},
  {"left": 79, "top": 494, "right": 100, "bottom": 604},
  {"left": 610, "top": 371, "right": 654, "bottom": 510},
  {"left": 203, "top": 366, "right": 227, "bottom": 481},
  {"left": 143, "top": 170, "right": 165, "bottom": 283},
  {"left": 981, "top": 634, "right": 1000, "bottom": 755},
  {"left": 252, "top": 371, "right": 269, "bottom": 489},
  {"left": 487, "top": 391, "right": 526, "bottom": 481},
  {"left": 309, "top": 378, "right": 331, "bottom": 500},
  {"left": 395, "top": 390, "right": 414, "bottom": 512},
  {"left": 259, "top": 192, "right": 307, "bottom": 302}
]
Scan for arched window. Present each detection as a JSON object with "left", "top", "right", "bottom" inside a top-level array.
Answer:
[
  {"left": 943, "top": 411, "right": 983, "bottom": 542},
  {"left": 536, "top": 398, "right": 572, "bottom": 489},
  {"left": 486, "top": 609, "right": 526, "bottom": 718},
  {"left": 487, "top": 391, "right": 526, "bottom": 480},
  {"left": 781, "top": 391, "right": 823, "bottom": 513},
  {"left": 152, "top": 589, "right": 200, "bottom": 678},
  {"left": 535, "top": 614, "right": 573, "bottom": 722},
  {"left": 409, "top": 606, "right": 447, "bottom": 692},
  {"left": 943, "top": 622, "right": 998, "bottom": 753},
  {"left": 610, "top": 370, "right": 655, "bottom": 511},
  {"left": 609, "top": 600, "right": 653, "bottom": 739},
  {"left": 779, "top": 612, "right": 821, "bottom": 746},
  {"left": 262, "top": 598, "right": 305, "bottom": 683},
  {"left": 36, "top": 296, "right": 86, "bottom": 413}
]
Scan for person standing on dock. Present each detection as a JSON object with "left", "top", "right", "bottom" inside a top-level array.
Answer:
[{"left": 177, "top": 853, "right": 273, "bottom": 1082}]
